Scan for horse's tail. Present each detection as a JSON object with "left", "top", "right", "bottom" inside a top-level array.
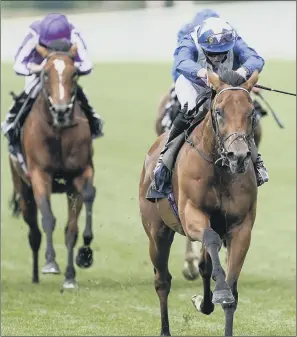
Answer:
[{"left": 9, "top": 190, "right": 21, "bottom": 218}]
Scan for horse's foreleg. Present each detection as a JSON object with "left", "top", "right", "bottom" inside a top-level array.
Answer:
[
  {"left": 30, "top": 168, "right": 60, "bottom": 274},
  {"left": 182, "top": 238, "right": 200, "bottom": 280},
  {"left": 182, "top": 203, "right": 234, "bottom": 306},
  {"left": 222, "top": 217, "right": 253, "bottom": 336},
  {"left": 63, "top": 190, "right": 83, "bottom": 289},
  {"left": 73, "top": 165, "right": 96, "bottom": 268},
  {"left": 191, "top": 247, "right": 214, "bottom": 315},
  {"left": 149, "top": 222, "right": 175, "bottom": 336}
]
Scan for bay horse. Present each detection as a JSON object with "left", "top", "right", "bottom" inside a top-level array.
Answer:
[
  {"left": 155, "top": 82, "right": 263, "bottom": 281},
  {"left": 8, "top": 42, "right": 96, "bottom": 289},
  {"left": 139, "top": 69, "right": 259, "bottom": 336}
]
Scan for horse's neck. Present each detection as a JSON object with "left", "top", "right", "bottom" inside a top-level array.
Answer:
[
  {"left": 35, "top": 95, "right": 48, "bottom": 119},
  {"left": 193, "top": 113, "right": 216, "bottom": 157}
]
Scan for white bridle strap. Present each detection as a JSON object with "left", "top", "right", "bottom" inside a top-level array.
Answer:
[{"left": 213, "top": 87, "right": 251, "bottom": 108}]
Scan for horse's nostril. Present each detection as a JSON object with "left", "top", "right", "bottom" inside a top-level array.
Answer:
[{"left": 227, "top": 152, "right": 237, "bottom": 161}]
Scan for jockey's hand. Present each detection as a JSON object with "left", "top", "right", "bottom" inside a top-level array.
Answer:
[
  {"left": 27, "top": 62, "right": 45, "bottom": 74},
  {"left": 236, "top": 67, "right": 248, "bottom": 80},
  {"left": 197, "top": 68, "right": 213, "bottom": 88},
  {"left": 252, "top": 86, "right": 262, "bottom": 94},
  {"left": 197, "top": 68, "right": 207, "bottom": 80}
]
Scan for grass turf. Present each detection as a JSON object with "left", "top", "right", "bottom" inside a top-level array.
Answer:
[{"left": 1, "top": 60, "right": 296, "bottom": 336}]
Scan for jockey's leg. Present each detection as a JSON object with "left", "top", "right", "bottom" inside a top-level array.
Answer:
[
  {"left": 249, "top": 138, "right": 269, "bottom": 186},
  {"left": 153, "top": 75, "right": 208, "bottom": 195},
  {"left": 253, "top": 98, "right": 267, "bottom": 118},
  {"left": 1, "top": 75, "right": 39, "bottom": 157},
  {"left": 76, "top": 85, "right": 104, "bottom": 139}
]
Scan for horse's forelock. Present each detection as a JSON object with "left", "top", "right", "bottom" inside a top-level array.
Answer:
[
  {"left": 47, "top": 39, "right": 72, "bottom": 53},
  {"left": 218, "top": 68, "right": 246, "bottom": 87}
]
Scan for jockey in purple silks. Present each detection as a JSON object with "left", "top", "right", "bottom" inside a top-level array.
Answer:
[{"left": 1, "top": 13, "right": 103, "bottom": 157}]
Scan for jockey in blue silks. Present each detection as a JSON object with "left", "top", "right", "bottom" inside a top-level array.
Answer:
[{"left": 149, "top": 11, "right": 269, "bottom": 200}]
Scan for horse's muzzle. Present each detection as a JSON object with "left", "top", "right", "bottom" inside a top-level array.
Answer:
[
  {"left": 50, "top": 103, "right": 73, "bottom": 127},
  {"left": 227, "top": 151, "right": 251, "bottom": 174}
]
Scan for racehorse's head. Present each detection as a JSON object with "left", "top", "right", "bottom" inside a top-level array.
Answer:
[
  {"left": 36, "top": 41, "right": 78, "bottom": 128},
  {"left": 207, "top": 69, "right": 258, "bottom": 174}
]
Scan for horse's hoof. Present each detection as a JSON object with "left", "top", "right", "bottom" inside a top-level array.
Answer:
[
  {"left": 212, "top": 288, "right": 235, "bottom": 305},
  {"left": 42, "top": 261, "right": 61, "bottom": 274},
  {"left": 191, "top": 294, "right": 203, "bottom": 311},
  {"left": 182, "top": 259, "right": 200, "bottom": 281},
  {"left": 160, "top": 330, "right": 171, "bottom": 336},
  {"left": 62, "top": 279, "right": 78, "bottom": 290},
  {"left": 76, "top": 246, "right": 93, "bottom": 268},
  {"left": 191, "top": 294, "right": 214, "bottom": 315},
  {"left": 32, "top": 278, "right": 39, "bottom": 284}
]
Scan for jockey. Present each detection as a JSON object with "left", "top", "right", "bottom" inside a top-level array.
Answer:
[
  {"left": 161, "top": 10, "right": 220, "bottom": 132},
  {"left": 151, "top": 16, "right": 269, "bottom": 199},
  {"left": 1, "top": 13, "right": 103, "bottom": 157},
  {"left": 162, "top": 9, "right": 267, "bottom": 132}
]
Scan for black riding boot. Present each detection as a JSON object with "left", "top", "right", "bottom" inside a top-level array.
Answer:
[
  {"left": 76, "top": 85, "right": 104, "bottom": 138},
  {"left": 162, "top": 95, "right": 181, "bottom": 132},
  {"left": 253, "top": 99, "right": 267, "bottom": 119},
  {"left": 151, "top": 104, "right": 195, "bottom": 197},
  {"left": 249, "top": 138, "right": 269, "bottom": 186},
  {"left": 1, "top": 92, "right": 31, "bottom": 157}
]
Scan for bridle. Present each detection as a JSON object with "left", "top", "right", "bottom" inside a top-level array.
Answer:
[
  {"left": 40, "top": 51, "right": 78, "bottom": 125},
  {"left": 186, "top": 86, "right": 257, "bottom": 167}
]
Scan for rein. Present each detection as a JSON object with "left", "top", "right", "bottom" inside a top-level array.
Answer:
[{"left": 185, "top": 86, "right": 256, "bottom": 166}]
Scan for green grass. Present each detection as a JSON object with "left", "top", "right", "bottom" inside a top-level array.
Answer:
[{"left": 1, "top": 60, "right": 296, "bottom": 336}]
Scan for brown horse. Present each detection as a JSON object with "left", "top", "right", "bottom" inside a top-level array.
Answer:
[
  {"left": 139, "top": 69, "right": 259, "bottom": 336},
  {"left": 9, "top": 43, "right": 96, "bottom": 289},
  {"left": 155, "top": 84, "right": 263, "bottom": 281}
]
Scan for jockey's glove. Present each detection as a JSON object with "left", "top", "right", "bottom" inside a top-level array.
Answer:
[{"left": 236, "top": 67, "right": 248, "bottom": 80}]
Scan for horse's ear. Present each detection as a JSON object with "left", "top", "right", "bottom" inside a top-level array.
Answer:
[
  {"left": 69, "top": 44, "right": 78, "bottom": 59},
  {"left": 36, "top": 44, "right": 49, "bottom": 58},
  {"left": 242, "top": 70, "right": 259, "bottom": 91},
  {"left": 207, "top": 69, "right": 221, "bottom": 91}
]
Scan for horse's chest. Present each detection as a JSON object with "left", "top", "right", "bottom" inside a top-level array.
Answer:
[
  {"left": 42, "top": 137, "right": 90, "bottom": 171},
  {"left": 204, "top": 186, "right": 251, "bottom": 231}
]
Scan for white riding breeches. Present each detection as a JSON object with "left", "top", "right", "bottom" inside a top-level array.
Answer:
[{"left": 175, "top": 75, "right": 208, "bottom": 112}]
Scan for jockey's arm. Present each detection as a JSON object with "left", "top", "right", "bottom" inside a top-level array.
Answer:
[
  {"left": 233, "top": 37, "right": 265, "bottom": 79},
  {"left": 13, "top": 29, "right": 38, "bottom": 76},
  {"left": 71, "top": 29, "right": 93, "bottom": 76},
  {"left": 173, "top": 36, "right": 207, "bottom": 86},
  {"left": 177, "top": 23, "right": 193, "bottom": 44}
]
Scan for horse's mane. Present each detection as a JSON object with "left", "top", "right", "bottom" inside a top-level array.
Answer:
[{"left": 218, "top": 68, "right": 246, "bottom": 87}]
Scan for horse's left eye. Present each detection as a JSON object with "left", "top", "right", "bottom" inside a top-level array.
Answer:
[
  {"left": 215, "top": 108, "right": 223, "bottom": 117},
  {"left": 249, "top": 109, "right": 255, "bottom": 118}
]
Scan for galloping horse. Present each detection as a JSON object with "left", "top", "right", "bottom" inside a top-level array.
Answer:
[
  {"left": 9, "top": 42, "right": 96, "bottom": 289},
  {"left": 139, "top": 69, "right": 259, "bottom": 336},
  {"left": 155, "top": 83, "right": 263, "bottom": 281}
]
